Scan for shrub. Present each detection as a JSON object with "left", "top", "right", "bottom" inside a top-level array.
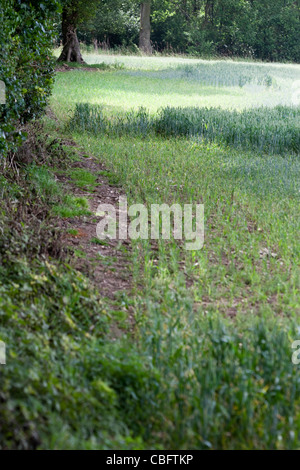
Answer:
[{"left": 0, "top": 0, "right": 59, "bottom": 158}]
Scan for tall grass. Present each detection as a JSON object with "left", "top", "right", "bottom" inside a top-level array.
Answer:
[
  {"left": 69, "top": 103, "right": 300, "bottom": 155},
  {"left": 155, "top": 106, "right": 300, "bottom": 155},
  {"left": 126, "top": 63, "right": 276, "bottom": 88},
  {"left": 140, "top": 307, "right": 300, "bottom": 449},
  {"left": 69, "top": 104, "right": 153, "bottom": 138}
]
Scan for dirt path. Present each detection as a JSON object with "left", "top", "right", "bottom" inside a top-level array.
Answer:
[{"left": 54, "top": 142, "right": 135, "bottom": 335}]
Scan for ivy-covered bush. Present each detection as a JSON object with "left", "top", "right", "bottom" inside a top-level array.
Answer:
[{"left": 0, "top": 0, "right": 59, "bottom": 158}]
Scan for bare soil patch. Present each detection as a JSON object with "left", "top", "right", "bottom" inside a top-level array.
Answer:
[{"left": 55, "top": 145, "right": 135, "bottom": 334}]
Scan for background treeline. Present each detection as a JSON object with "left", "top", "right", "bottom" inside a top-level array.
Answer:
[{"left": 76, "top": 0, "right": 300, "bottom": 62}]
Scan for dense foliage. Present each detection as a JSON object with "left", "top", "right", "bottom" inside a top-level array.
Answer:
[
  {"left": 78, "top": 0, "right": 300, "bottom": 62},
  {"left": 0, "top": 0, "right": 59, "bottom": 158}
]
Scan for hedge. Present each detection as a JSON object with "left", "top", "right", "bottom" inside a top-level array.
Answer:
[{"left": 0, "top": 0, "right": 59, "bottom": 158}]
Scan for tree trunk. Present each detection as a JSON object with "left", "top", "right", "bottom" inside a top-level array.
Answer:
[
  {"left": 57, "top": 8, "right": 85, "bottom": 63},
  {"left": 139, "top": 2, "right": 152, "bottom": 54},
  {"left": 93, "top": 38, "right": 98, "bottom": 52},
  {"left": 205, "top": 0, "right": 214, "bottom": 26}
]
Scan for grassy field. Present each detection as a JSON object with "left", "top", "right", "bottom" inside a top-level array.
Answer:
[
  {"left": 46, "top": 55, "right": 300, "bottom": 448},
  {"left": 53, "top": 52, "right": 299, "bottom": 116}
]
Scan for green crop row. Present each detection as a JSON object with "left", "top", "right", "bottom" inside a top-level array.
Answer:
[{"left": 69, "top": 103, "right": 300, "bottom": 155}]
